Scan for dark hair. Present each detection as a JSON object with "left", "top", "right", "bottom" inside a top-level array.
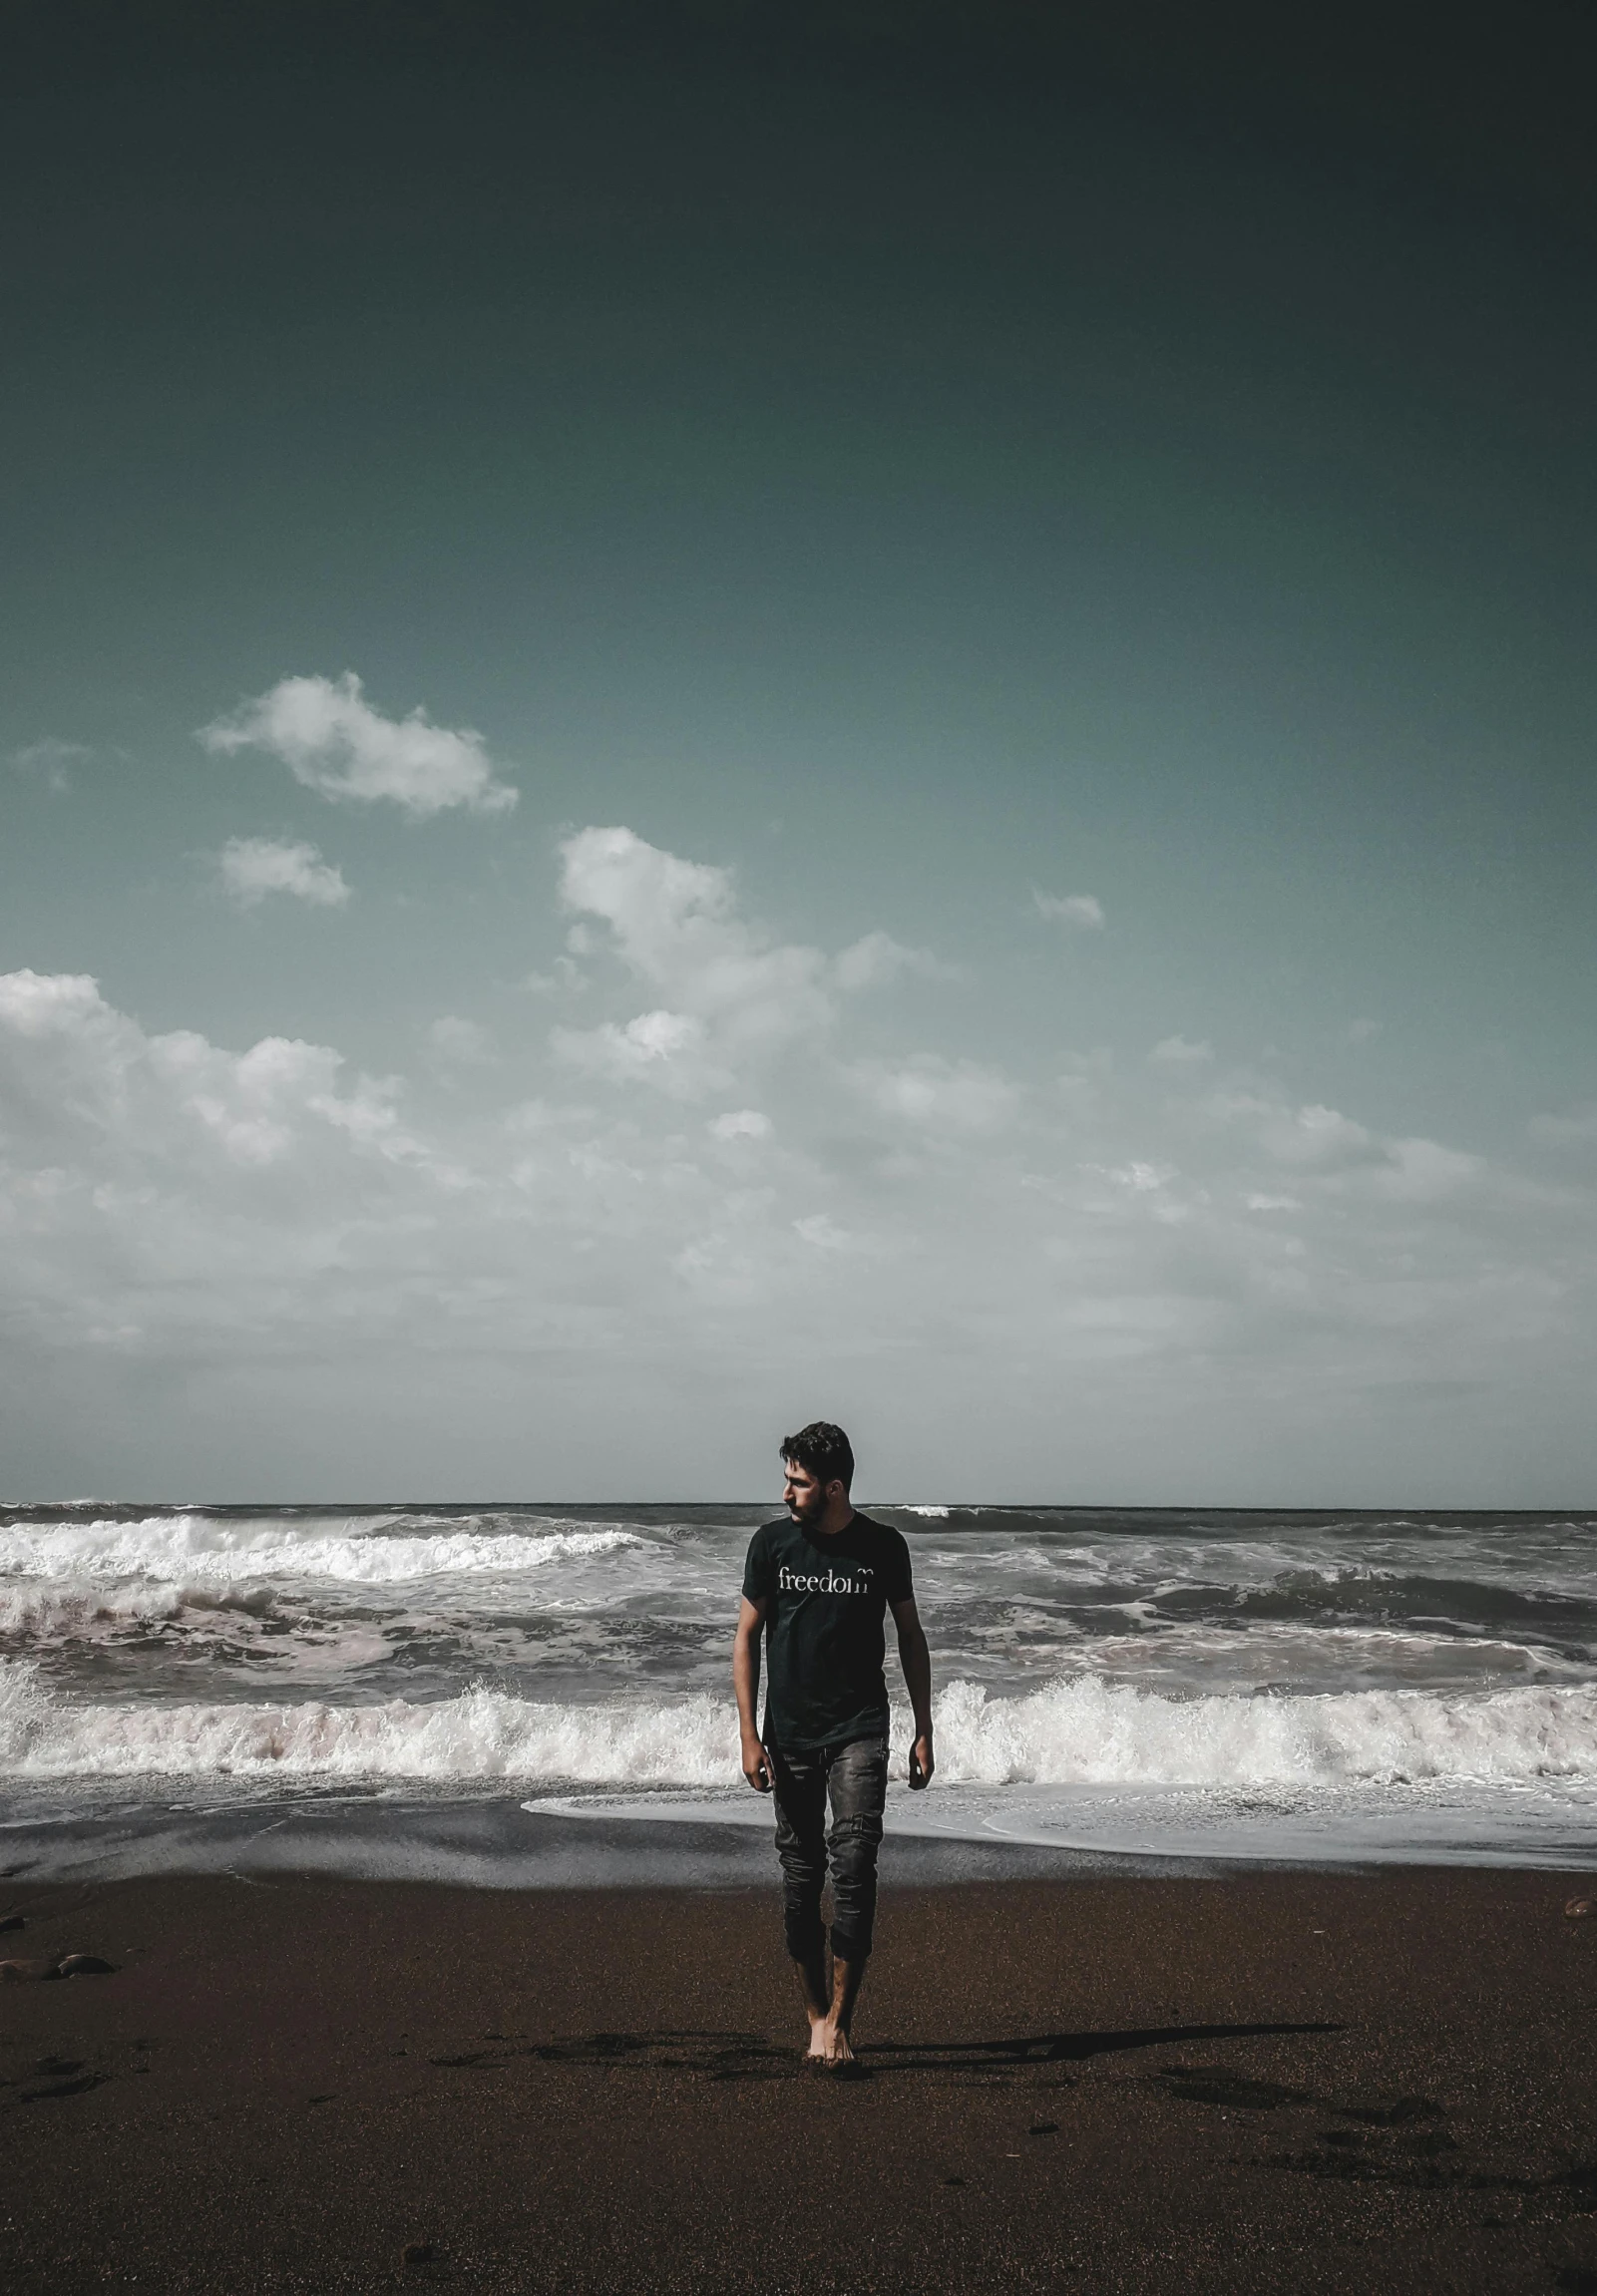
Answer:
[{"left": 780, "top": 1421, "right": 855, "bottom": 1492}]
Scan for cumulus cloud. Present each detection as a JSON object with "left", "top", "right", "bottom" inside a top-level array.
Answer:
[
  {"left": 553, "top": 827, "right": 835, "bottom": 1089},
  {"left": 1258, "top": 1102, "right": 1377, "bottom": 1167},
  {"left": 793, "top": 1213, "right": 850, "bottom": 1251},
  {"left": 427, "top": 1016, "right": 494, "bottom": 1064},
  {"left": 3, "top": 968, "right": 427, "bottom": 1160},
  {"left": 1033, "top": 890, "right": 1104, "bottom": 930},
  {"left": 832, "top": 932, "right": 954, "bottom": 991},
  {"left": 218, "top": 837, "right": 350, "bottom": 909},
  {"left": 2, "top": 824, "right": 1589, "bottom": 1501},
  {"left": 1150, "top": 1035, "right": 1212, "bottom": 1068},
  {"left": 11, "top": 737, "right": 89, "bottom": 792},
  {"left": 555, "top": 832, "right": 962, "bottom": 1087},
  {"left": 552, "top": 1008, "right": 722, "bottom": 1095},
  {"left": 1354, "top": 1136, "right": 1482, "bottom": 1203},
  {"left": 1100, "top": 1160, "right": 1175, "bottom": 1193},
  {"left": 0, "top": 969, "right": 506, "bottom": 1403},
  {"left": 1204, "top": 1093, "right": 1484, "bottom": 1203},
  {"left": 200, "top": 673, "right": 517, "bottom": 818},
  {"left": 1530, "top": 1107, "right": 1597, "bottom": 1147},
  {"left": 849, "top": 1054, "right": 1019, "bottom": 1134}
]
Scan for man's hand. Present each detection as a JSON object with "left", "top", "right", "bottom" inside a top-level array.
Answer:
[
  {"left": 732, "top": 1594, "right": 770, "bottom": 1788},
  {"left": 891, "top": 1597, "right": 936, "bottom": 1791}
]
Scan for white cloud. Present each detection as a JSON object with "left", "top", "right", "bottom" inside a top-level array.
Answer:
[
  {"left": 793, "top": 1213, "right": 849, "bottom": 1251},
  {"left": 427, "top": 1016, "right": 494, "bottom": 1064},
  {"left": 612, "top": 1010, "right": 701, "bottom": 1062},
  {"left": 0, "top": 969, "right": 105, "bottom": 1040},
  {"left": 1150, "top": 1035, "right": 1213, "bottom": 1068},
  {"left": 1100, "top": 1160, "right": 1175, "bottom": 1193},
  {"left": 1354, "top": 1136, "right": 1482, "bottom": 1204},
  {"left": 832, "top": 932, "right": 953, "bottom": 990},
  {"left": 1530, "top": 1107, "right": 1597, "bottom": 1147},
  {"left": 1033, "top": 890, "right": 1104, "bottom": 930},
  {"left": 849, "top": 1054, "right": 1019, "bottom": 1134},
  {"left": 556, "top": 836, "right": 957, "bottom": 1103},
  {"left": 11, "top": 737, "right": 88, "bottom": 792},
  {"left": 554, "top": 827, "right": 834, "bottom": 1086},
  {"left": 2, "top": 825, "right": 1590, "bottom": 1502},
  {"left": 200, "top": 673, "right": 517, "bottom": 818},
  {"left": 552, "top": 1008, "right": 721, "bottom": 1095},
  {"left": 0, "top": 969, "right": 431, "bottom": 1186},
  {"left": 1207, "top": 1093, "right": 1484, "bottom": 1203},
  {"left": 218, "top": 837, "right": 350, "bottom": 909},
  {"left": 522, "top": 957, "right": 583, "bottom": 996},
  {"left": 1259, "top": 1103, "right": 1376, "bottom": 1167}
]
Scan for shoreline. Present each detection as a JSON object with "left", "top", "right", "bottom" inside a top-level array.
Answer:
[
  {"left": 5, "top": 1777, "right": 1597, "bottom": 1891},
  {"left": 0, "top": 1789, "right": 1248, "bottom": 1890},
  {"left": 4, "top": 1867, "right": 1597, "bottom": 2291}
]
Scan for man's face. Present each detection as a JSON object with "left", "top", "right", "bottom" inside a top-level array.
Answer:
[{"left": 782, "top": 1459, "right": 829, "bottom": 1524}]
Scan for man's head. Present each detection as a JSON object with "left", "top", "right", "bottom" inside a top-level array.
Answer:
[{"left": 781, "top": 1421, "right": 855, "bottom": 1526}]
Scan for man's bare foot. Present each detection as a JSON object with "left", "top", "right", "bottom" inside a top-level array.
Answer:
[{"left": 817, "top": 2018, "right": 855, "bottom": 2066}]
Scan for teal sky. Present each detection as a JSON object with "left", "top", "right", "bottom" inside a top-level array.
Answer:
[{"left": 3, "top": 9, "right": 1594, "bottom": 1500}]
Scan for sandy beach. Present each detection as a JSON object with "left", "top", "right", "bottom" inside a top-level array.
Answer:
[{"left": 2, "top": 1867, "right": 1596, "bottom": 2293}]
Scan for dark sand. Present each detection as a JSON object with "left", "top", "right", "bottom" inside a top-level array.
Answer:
[{"left": 3, "top": 1869, "right": 1597, "bottom": 2293}]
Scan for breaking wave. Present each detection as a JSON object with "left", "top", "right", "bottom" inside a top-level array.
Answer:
[
  {"left": 0, "top": 1515, "right": 643, "bottom": 1588},
  {"left": 3, "top": 1662, "right": 1596, "bottom": 1791},
  {"left": 0, "top": 1582, "right": 259, "bottom": 1639},
  {"left": 933, "top": 1676, "right": 1597, "bottom": 1787}
]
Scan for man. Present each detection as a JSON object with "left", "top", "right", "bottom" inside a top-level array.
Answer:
[{"left": 732, "top": 1420, "right": 935, "bottom": 2070}]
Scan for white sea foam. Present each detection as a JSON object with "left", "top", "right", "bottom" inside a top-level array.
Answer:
[
  {"left": 0, "top": 1663, "right": 735, "bottom": 1784},
  {"left": 0, "top": 1516, "right": 643, "bottom": 1587},
  {"left": 931, "top": 1676, "right": 1597, "bottom": 1787},
  {"left": 3, "top": 1661, "right": 1596, "bottom": 1790},
  {"left": 0, "top": 1582, "right": 193, "bottom": 1637}
]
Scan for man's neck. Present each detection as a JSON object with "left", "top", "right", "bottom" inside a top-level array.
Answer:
[{"left": 810, "top": 1501, "right": 856, "bottom": 1539}]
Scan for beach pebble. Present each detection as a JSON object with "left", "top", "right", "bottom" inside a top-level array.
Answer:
[
  {"left": 1564, "top": 1898, "right": 1593, "bottom": 1919},
  {"left": 0, "top": 1952, "right": 117, "bottom": 1982},
  {"left": 402, "top": 2241, "right": 436, "bottom": 2267}
]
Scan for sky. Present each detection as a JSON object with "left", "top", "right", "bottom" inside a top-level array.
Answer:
[{"left": 2, "top": 2, "right": 1594, "bottom": 1502}]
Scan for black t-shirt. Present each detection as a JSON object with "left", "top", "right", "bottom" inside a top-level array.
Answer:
[{"left": 741, "top": 1511, "right": 915, "bottom": 1752}]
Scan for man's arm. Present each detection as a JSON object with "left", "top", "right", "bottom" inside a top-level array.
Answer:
[
  {"left": 890, "top": 1596, "right": 936, "bottom": 1789},
  {"left": 732, "top": 1594, "right": 775, "bottom": 1791}
]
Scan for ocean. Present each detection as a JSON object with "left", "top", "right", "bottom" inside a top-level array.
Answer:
[{"left": 3, "top": 1501, "right": 1596, "bottom": 1882}]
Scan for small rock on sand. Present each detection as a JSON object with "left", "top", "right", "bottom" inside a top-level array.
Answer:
[
  {"left": 0, "top": 1952, "right": 117, "bottom": 1982},
  {"left": 1564, "top": 1898, "right": 1594, "bottom": 1920}
]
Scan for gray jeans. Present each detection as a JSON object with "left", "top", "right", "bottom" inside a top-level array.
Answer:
[{"left": 770, "top": 1733, "right": 888, "bottom": 1966}]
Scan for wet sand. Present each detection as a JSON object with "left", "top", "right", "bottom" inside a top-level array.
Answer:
[{"left": 2, "top": 1867, "right": 1596, "bottom": 2292}]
